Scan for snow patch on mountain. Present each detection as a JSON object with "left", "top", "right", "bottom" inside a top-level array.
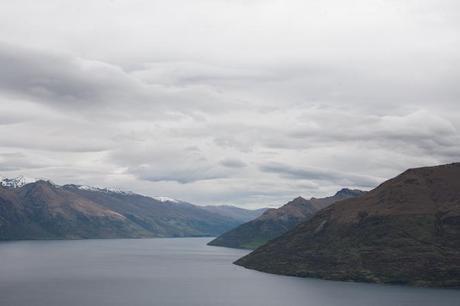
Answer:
[
  {"left": 0, "top": 176, "right": 38, "bottom": 188},
  {"left": 77, "top": 185, "right": 134, "bottom": 195},
  {"left": 77, "top": 185, "right": 99, "bottom": 191},
  {"left": 154, "top": 196, "right": 180, "bottom": 203},
  {"left": 1, "top": 177, "right": 179, "bottom": 203}
]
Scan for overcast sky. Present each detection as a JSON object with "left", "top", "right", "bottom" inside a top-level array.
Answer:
[{"left": 0, "top": 0, "right": 459, "bottom": 208}]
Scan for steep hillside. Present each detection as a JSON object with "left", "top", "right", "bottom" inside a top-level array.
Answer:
[
  {"left": 208, "top": 189, "right": 364, "bottom": 249},
  {"left": 235, "top": 163, "right": 460, "bottom": 288}
]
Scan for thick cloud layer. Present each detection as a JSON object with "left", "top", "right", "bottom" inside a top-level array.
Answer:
[{"left": 0, "top": 0, "right": 459, "bottom": 207}]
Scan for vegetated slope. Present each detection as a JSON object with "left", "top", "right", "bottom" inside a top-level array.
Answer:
[
  {"left": 208, "top": 188, "right": 364, "bottom": 249},
  {"left": 235, "top": 163, "right": 460, "bottom": 288}
]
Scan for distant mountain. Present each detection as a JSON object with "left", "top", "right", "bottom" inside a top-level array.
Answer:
[
  {"left": 235, "top": 163, "right": 460, "bottom": 288},
  {"left": 0, "top": 179, "right": 261, "bottom": 240},
  {"left": 202, "top": 205, "right": 267, "bottom": 223},
  {"left": 208, "top": 189, "right": 365, "bottom": 249},
  {"left": 0, "top": 176, "right": 37, "bottom": 188},
  {"left": 153, "top": 196, "right": 183, "bottom": 203}
]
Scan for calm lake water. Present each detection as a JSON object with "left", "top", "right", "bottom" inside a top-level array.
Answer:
[{"left": 0, "top": 237, "right": 459, "bottom": 306}]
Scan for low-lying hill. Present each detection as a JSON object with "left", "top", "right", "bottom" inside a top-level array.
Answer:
[
  {"left": 208, "top": 188, "right": 364, "bottom": 249},
  {"left": 235, "top": 163, "right": 460, "bottom": 288}
]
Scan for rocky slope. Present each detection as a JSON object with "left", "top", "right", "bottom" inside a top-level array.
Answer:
[
  {"left": 235, "top": 163, "right": 460, "bottom": 288},
  {"left": 0, "top": 179, "right": 262, "bottom": 240},
  {"left": 208, "top": 188, "right": 364, "bottom": 249}
]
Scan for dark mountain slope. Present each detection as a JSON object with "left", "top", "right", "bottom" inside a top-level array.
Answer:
[
  {"left": 208, "top": 189, "right": 364, "bottom": 249},
  {"left": 235, "top": 163, "right": 460, "bottom": 288}
]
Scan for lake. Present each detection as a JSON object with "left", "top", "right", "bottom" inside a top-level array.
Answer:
[{"left": 0, "top": 237, "right": 459, "bottom": 306}]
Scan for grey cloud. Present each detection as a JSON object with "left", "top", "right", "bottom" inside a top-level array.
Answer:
[
  {"left": 0, "top": 43, "right": 135, "bottom": 107},
  {"left": 131, "top": 62, "right": 283, "bottom": 87},
  {"left": 129, "top": 160, "right": 230, "bottom": 184},
  {"left": 220, "top": 158, "right": 247, "bottom": 168},
  {"left": 260, "top": 162, "right": 381, "bottom": 188},
  {"left": 0, "top": 43, "right": 240, "bottom": 118},
  {"left": 285, "top": 110, "right": 460, "bottom": 161},
  {"left": 108, "top": 142, "right": 231, "bottom": 184},
  {"left": 0, "top": 152, "right": 49, "bottom": 171},
  {"left": 0, "top": 115, "right": 25, "bottom": 125},
  {"left": 138, "top": 171, "right": 225, "bottom": 184},
  {"left": 0, "top": 117, "right": 115, "bottom": 153},
  {"left": 0, "top": 0, "right": 459, "bottom": 206}
]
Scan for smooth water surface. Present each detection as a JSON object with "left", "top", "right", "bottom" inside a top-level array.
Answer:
[{"left": 0, "top": 237, "right": 459, "bottom": 306}]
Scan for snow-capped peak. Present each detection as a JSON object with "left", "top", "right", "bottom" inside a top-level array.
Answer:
[
  {"left": 0, "top": 176, "right": 38, "bottom": 188},
  {"left": 77, "top": 185, "right": 100, "bottom": 192},
  {"left": 154, "top": 196, "right": 180, "bottom": 203},
  {"left": 77, "top": 186, "right": 178, "bottom": 201},
  {"left": 77, "top": 185, "right": 134, "bottom": 195}
]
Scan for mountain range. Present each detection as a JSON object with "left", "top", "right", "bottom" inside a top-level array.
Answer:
[
  {"left": 235, "top": 163, "right": 460, "bottom": 288},
  {"left": 0, "top": 178, "right": 265, "bottom": 240},
  {"left": 208, "top": 188, "right": 364, "bottom": 249}
]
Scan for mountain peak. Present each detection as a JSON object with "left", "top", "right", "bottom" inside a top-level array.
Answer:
[
  {"left": 0, "top": 176, "right": 38, "bottom": 188},
  {"left": 0, "top": 177, "right": 258, "bottom": 240},
  {"left": 334, "top": 188, "right": 365, "bottom": 197},
  {"left": 209, "top": 190, "right": 363, "bottom": 249}
]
